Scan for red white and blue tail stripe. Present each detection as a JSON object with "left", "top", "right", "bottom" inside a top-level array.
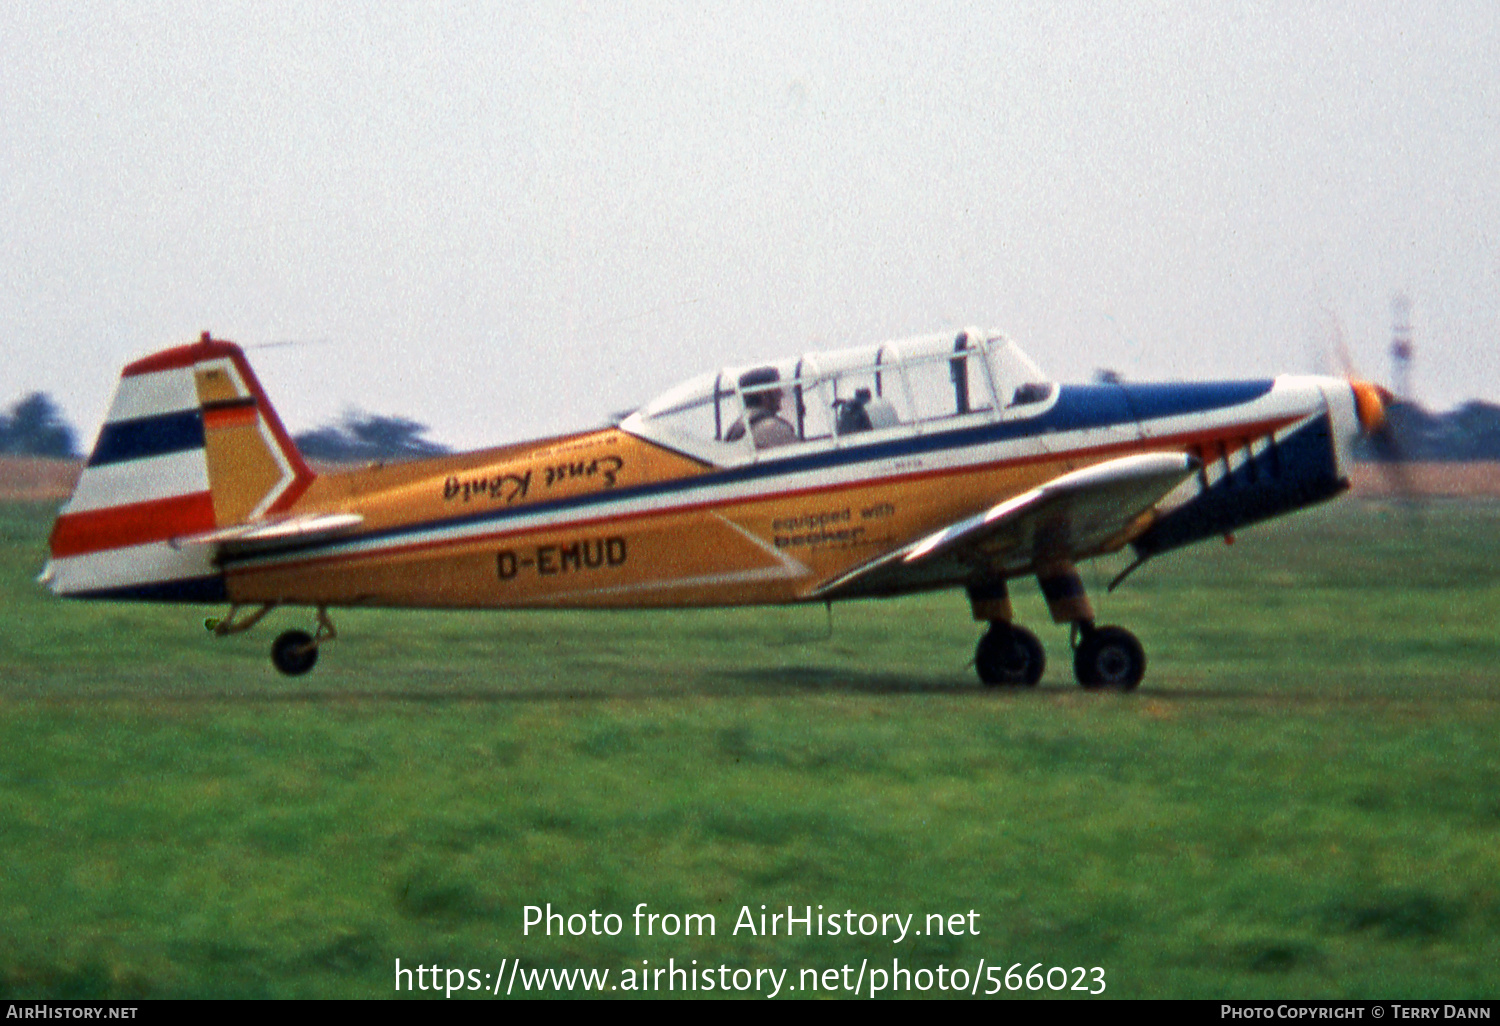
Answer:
[{"left": 39, "top": 334, "right": 314, "bottom": 601}]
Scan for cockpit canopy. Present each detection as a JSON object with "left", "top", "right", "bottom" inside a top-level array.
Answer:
[{"left": 620, "top": 329, "right": 1056, "bottom": 465}]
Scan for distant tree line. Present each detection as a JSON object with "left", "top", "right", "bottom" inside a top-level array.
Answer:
[
  {"left": 0, "top": 393, "right": 78, "bottom": 459},
  {"left": 1359, "top": 400, "right": 1500, "bottom": 462},
  {"left": 292, "top": 411, "right": 450, "bottom": 463},
  {"left": 0, "top": 395, "right": 450, "bottom": 464}
]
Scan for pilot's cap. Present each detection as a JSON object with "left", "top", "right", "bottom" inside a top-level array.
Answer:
[
  {"left": 739, "top": 366, "right": 783, "bottom": 407},
  {"left": 738, "top": 366, "right": 780, "bottom": 390}
]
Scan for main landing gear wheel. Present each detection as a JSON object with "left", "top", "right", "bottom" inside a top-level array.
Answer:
[
  {"left": 271, "top": 629, "right": 318, "bottom": 677},
  {"left": 975, "top": 623, "right": 1046, "bottom": 687},
  {"left": 1073, "top": 625, "right": 1146, "bottom": 691}
]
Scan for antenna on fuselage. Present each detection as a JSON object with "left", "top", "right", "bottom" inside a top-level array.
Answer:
[{"left": 246, "top": 338, "right": 337, "bottom": 351}]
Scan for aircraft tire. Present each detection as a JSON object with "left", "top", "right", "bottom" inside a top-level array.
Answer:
[
  {"left": 271, "top": 629, "right": 319, "bottom": 677},
  {"left": 975, "top": 623, "right": 1045, "bottom": 687},
  {"left": 1074, "top": 625, "right": 1145, "bottom": 691}
]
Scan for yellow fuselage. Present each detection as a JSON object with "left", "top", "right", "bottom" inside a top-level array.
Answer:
[{"left": 225, "top": 426, "right": 1085, "bottom": 609}]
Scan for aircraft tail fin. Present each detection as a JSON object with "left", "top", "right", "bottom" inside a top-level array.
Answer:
[{"left": 41, "top": 333, "right": 315, "bottom": 601}]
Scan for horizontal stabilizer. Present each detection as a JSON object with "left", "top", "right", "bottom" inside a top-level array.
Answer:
[{"left": 173, "top": 512, "right": 364, "bottom": 552}]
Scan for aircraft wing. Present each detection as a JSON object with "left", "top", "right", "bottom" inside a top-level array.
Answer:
[{"left": 811, "top": 452, "right": 1198, "bottom": 600}]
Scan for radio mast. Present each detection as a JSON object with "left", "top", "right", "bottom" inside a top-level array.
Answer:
[{"left": 1390, "top": 293, "right": 1413, "bottom": 401}]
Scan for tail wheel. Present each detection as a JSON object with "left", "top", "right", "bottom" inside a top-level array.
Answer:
[
  {"left": 976, "top": 623, "right": 1046, "bottom": 687},
  {"left": 271, "top": 629, "right": 318, "bottom": 677},
  {"left": 1074, "top": 625, "right": 1145, "bottom": 691}
]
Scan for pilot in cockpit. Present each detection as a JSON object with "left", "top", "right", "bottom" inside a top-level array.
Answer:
[{"left": 724, "top": 367, "right": 797, "bottom": 449}]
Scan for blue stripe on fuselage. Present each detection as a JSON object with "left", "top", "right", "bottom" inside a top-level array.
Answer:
[
  {"left": 1117, "top": 381, "right": 1275, "bottom": 421},
  {"left": 87, "top": 410, "right": 205, "bottom": 466},
  {"left": 230, "top": 378, "right": 1276, "bottom": 564}
]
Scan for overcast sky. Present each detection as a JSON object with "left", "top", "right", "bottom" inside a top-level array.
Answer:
[{"left": 3, "top": 2, "right": 1497, "bottom": 449}]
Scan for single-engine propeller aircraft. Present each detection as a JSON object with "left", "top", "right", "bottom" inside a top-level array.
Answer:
[{"left": 40, "top": 328, "right": 1392, "bottom": 689}]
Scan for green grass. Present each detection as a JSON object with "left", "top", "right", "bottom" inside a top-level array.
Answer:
[{"left": 2, "top": 499, "right": 1499, "bottom": 998}]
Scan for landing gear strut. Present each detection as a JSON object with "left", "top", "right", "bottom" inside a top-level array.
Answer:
[
  {"left": 967, "top": 567, "right": 1150, "bottom": 691},
  {"left": 270, "top": 607, "right": 337, "bottom": 677}
]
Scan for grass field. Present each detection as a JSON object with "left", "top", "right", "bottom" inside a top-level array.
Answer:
[{"left": 2, "top": 498, "right": 1499, "bottom": 999}]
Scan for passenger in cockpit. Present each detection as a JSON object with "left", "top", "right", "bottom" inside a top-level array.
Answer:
[
  {"left": 835, "top": 387, "right": 900, "bottom": 433},
  {"left": 835, "top": 388, "right": 875, "bottom": 434},
  {"left": 725, "top": 367, "right": 797, "bottom": 449}
]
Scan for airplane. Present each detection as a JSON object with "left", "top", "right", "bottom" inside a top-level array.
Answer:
[{"left": 38, "top": 328, "right": 1392, "bottom": 689}]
